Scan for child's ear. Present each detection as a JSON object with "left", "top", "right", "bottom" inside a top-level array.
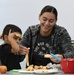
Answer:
[{"left": 4, "top": 35, "right": 8, "bottom": 41}]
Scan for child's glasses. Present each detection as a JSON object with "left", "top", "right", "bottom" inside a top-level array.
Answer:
[{"left": 13, "top": 35, "right": 22, "bottom": 41}]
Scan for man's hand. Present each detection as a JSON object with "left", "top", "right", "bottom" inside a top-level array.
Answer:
[{"left": 44, "top": 54, "right": 63, "bottom": 63}]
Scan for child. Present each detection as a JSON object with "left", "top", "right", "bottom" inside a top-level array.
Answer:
[{"left": 0, "top": 24, "right": 25, "bottom": 71}]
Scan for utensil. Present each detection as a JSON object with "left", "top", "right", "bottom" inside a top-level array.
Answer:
[
  {"left": 26, "top": 48, "right": 30, "bottom": 66},
  {"left": 50, "top": 53, "right": 61, "bottom": 61},
  {"left": 26, "top": 54, "right": 29, "bottom": 66}
]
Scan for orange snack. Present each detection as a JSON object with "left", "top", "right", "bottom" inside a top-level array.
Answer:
[{"left": 0, "top": 66, "right": 7, "bottom": 74}]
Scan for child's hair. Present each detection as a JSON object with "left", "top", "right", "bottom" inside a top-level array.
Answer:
[{"left": 2, "top": 24, "right": 22, "bottom": 40}]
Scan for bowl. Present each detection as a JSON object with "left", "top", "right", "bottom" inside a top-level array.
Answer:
[{"left": 60, "top": 58, "right": 74, "bottom": 74}]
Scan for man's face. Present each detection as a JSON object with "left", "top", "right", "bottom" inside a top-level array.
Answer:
[{"left": 39, "top": 12, "right": 57, "bottom": 35}]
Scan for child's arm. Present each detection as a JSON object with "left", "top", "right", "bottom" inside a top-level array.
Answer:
[
  {"left": 8, "top": 30, "right": 29, "bottom": 54},
  {"left": 8, "top": 31, "right": 20, "bottom": 52}
]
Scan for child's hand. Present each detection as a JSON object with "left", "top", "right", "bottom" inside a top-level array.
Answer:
[
  {"left": 8, "top": 29, "right": 22, "bottom": 52},
  {"left": 19, "top": 45, "right": 30, "bottom": 55},
  {"left": 8, "top": 29, "right": 15, "bottom": 41}
]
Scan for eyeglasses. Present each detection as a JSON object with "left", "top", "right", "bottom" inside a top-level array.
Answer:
[{"left": 13, "top": 35, "right": 22, "bottom": 41}]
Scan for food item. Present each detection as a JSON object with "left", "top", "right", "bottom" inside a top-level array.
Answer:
[
  {"left": 44, "top": 54, "right": 52, "bottom": 58},
  {"left": 0, "top": 65, "right": 7, "bottom": 74},
  {"left": 25, "top": 65, "right": 50, "bottom": 71},
  {"left": 34, "top": 65, "right": 41, "bottom": 70},
  {"left": 25, "top": 65, "right": 34, "bottom": 71},
  {"left": 46, "top": 66, "right": 50, "bottom": 69}
]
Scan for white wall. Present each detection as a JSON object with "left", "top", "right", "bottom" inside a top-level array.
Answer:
[{"left": 0, "top": 0, "right": 74, "bottom": 68}]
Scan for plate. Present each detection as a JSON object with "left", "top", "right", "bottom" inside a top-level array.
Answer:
[
  {"left": 18, "top": 69, "right": 58, "bottom": 74},
  {"left": 19, "top": 70, "right": 34, "bottom": 74},
  {"left": 34, "top": 69, "right": 58, "bottom": 74}
]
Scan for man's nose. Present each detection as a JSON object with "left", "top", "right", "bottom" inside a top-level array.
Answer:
[{"left": 45, "top": 21, "right": 50, "bottom": 25}]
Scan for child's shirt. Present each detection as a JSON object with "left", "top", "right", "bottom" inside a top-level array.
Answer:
[{"left": 0, "top": 44, "right": 23, "bottom": 71}]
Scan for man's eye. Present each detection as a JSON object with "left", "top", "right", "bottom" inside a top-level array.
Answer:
[
  {"left": 49, "top": 19, "right": 54, "bottom": 23},
  {"left": 43, "top": 19, "right": 47, "bottom": 21}
]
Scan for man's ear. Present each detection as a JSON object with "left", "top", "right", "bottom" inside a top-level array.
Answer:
[{"left": 38, "top": 14, "right": 40, "bottom": 20}]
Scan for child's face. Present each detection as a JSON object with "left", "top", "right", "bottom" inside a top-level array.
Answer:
[
  {"left": 3, "top": 32, "right": 22, "bottom": 44},
  {"left": 13, "top": 32, "right": 22, "bottom": 44}
]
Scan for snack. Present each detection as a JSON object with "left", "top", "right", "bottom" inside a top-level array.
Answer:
[
  {"left": 44, "top": 54, "right": 52, "bottom": 58},
  {"left": 0, "top": 66, "right": 7, "bottom": 74},
  {"left": 25, "top": 65, "right": 34, "bottom": 71},
  {"left": 25, "top": 65, "right": 50, "bottom": 71}
]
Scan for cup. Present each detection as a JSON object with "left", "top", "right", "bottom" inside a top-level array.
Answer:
[{"left": 60, "top": 58, "right": 74, "bottom": 74}]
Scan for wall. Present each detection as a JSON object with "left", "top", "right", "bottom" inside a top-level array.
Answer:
[{"left": 0, "top": 0, "right": 74, "bottom": 68}]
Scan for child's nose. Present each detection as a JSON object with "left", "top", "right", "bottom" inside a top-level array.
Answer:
[{"left": 16, "top": 39, "right": 20, "bottom": 44}]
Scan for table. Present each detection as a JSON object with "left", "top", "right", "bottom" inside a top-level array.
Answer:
[{"left": 1, "top": 70, "right": 74, "bottom": 75}]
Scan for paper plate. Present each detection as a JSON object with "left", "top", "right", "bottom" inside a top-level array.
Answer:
[
  {"left": 19, "top": 70, "right": 34, "bottom": 74},
  {"left": 34, "top": 69, "right": 58, "bottom": 74},
  {"left": 18, "top": 69, "right": 58, "bottom": 74}
]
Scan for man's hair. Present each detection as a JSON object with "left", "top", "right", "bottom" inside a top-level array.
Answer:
[
  {"left": 40, "top": 5, "right": 58, "bottom": 20},
  {"left": 2, "top": 24, "right": 22, "bottom": 40}
]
